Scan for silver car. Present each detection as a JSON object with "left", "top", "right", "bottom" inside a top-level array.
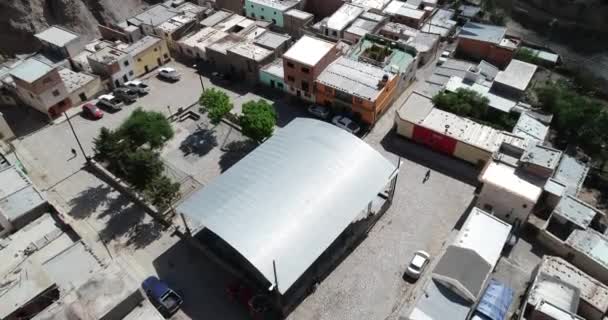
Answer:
[
  {"left": 405, "top": 250, "right": 430, "bottom": 280},
  {"left": 308, "top": 105, "right": 331, "bottom": 120},
  {"left": 331, "top": 115, "right": 360, "bottom": 134},
  {"left": 124, "top": 80, "right": 150, "bottom": 94},
  {"left": 158, "top": 67, "right": 181, "bottom": 81},
  {"left": 97, "top": 94, "right": 124, "bottom": 111}
]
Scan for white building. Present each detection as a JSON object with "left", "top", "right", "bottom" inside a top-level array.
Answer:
[
  {"left": 477, "top": 160, "right": 544, "bottom": 225},
  {"left": 35, "top": 26, "right": 84, "bottom": 59},
  {"left": 87, "top": 46, "right": 136, "bottom": 88},
  {"left": 321, "top": 3, "right": 365, "bottom": 40},
  {"left": 409, "top": 208, "right": 512, "bottom": 319}
]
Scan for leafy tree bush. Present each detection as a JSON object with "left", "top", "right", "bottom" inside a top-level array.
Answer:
[
  {"left": 93, "top": 110, "right": 179, "bottom": 211},
  {"left": 199, "top": 88, "right": 233, "bottom": 124},
  {"left": 535, "top": 81, "right": 608, "bottom": 158},
  {"left": 239, "top": 99, "right": 276, "bottom": 142},
  {"left": 142, "top": 176, "right": 181, "bottom": 211},
  {"left": 433, "top": 89, "right": 517, "bottom": 131},
  {"left": 515, "top": 48, "right": 541, "bottom": 65},
  {"left": 119, "top": 108, "right": 173, "bottom": 149}
]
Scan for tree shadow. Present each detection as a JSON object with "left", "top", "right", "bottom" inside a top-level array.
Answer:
[
  {"left": 219, "top": 140, "right": 257, "bottom": 172},
  {"left": 180, "top": 128, "right": 218, "bottom": 157},
  {"left": 125, "top": 220, "right": 165, "bottom": 250},
  {"left": 67, "top": 183, "right": 114, "bottom": 220}
]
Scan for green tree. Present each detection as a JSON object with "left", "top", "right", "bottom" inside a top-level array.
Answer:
[
  {"left": 515, "top": 48, "right": 541, "bottom": 65},
  {"left": 143, "top": 176, "right": 180, "bottom": 211},
  {"left": 199, "top": 88, "right": 233, "bottom": 124},
  {"left": 119, "top": 108, "right": 174, "bottom": 149},
  {"left": 239, "top": 99, "right": 276, "bottom": 142},
  {"left": 433, "top": 88, "right": 489, "bottom": 117},
  {"left": 122, "top": 149, "right": 164, "bottom": 191}
]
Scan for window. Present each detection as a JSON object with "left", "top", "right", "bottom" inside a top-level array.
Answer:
[
  {"left": 261, "top": 7, "right": 264, "bottom": 11},
  {"left": 124, "top": 60, "right": 129, "bottom": 67},
  {"left": 52, "top": 89, "right": 60, "bottom": 97},
  {"left": 138, "top": 58, "right": 142, "bottom": 62},
  {"left": 129, "top": 71, "right": 134, "bottom": 76},
  {"left": 287, "top": 75, "right": 295, "bottom": 82},
  {"left": 251, "top": 4, "right": 253, "bottom": 7},
  {"left": 274, "top": 11, "right": 277, "bottom": 15},
  {"left": 277, "top": 83, "right": 284, "bottom": 88},
  {"left": 301, "top": 81, "right": 309, "bottom": 92},
  {"left": 272, "top": 18, "right": 276, "bottom": 24},
  {"left": 332, "top": 30, "right": 338, "bottom": 37},
  {"left": 301, "top": 67, "right": 310, "bottom": 73},
  {"left": 251, "top": 13, "right": 256, "bottom": 18},
  {"left": 286, "top": 62, "right": 295, "bottom": 68},
  {"left": 261, "top": 15, "right": 265, "bottom": 20},
  {"left": 163, "top": 53, "right": 169, "bottom": 59},
  {"left": 154, "top": 47, "right": 158, "bottom": 52}
]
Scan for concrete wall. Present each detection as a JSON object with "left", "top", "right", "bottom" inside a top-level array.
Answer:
[
  {"left": 477, "top": 182, "right": 534, "bottom": 224},
  {"left": 456, "top": 38, "right": 515, "bottom": 68},
  {"left": 131, "top": 39, "right": 171, "bottom": 77},
  {"left": 260, "top": 70, "right": 287, "bottom": 91},
  {"left": 0, "top": 112, "right": 15, "bottom": 141},
  {"left": 395, "top": 115, "right": 415, "bottom": 138},
  {"left": 453, "top": 141, "right": 490, "bottom": 166},
  {"left": 67, "top": 76, "right": 102, "bottom": 106},
  {"left": 14, "top": 69, "right": 71, "bottom": 117},
  {"left": 216, "top": 0, "right": 245, "bottom": 14},
  {"left": 283, "top": 13, "right": 313, "bottom": 38},
  {"left": 283, "top": 43, "right": 339, "bottom": 102},
  {"left": 244, "top": 0, "right": 289, "bottom": 27}
]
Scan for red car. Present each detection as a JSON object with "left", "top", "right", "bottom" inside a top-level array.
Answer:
[{"left": 82, "top": 103, "right": 103, "bottom": 119}]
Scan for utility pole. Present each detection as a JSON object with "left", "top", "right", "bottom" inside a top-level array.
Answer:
[
  {"left": 64, "top": 112, "right": 88, "bottom": 162},
  {"left": 193, "top": 64, "right": 205, "bottom": 92}
]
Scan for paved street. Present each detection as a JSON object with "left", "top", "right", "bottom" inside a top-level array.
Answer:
[{"left": 11, "top": 44, "right": 488, "bottom": 320}]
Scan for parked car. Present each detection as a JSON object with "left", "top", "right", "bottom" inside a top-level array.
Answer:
[
  {"left": 441, "top": 50, "right": 451, "bottom": 58},
  {"left": 308, "top": 104, "right": 331, "bottom": 120},
  {"left": 437, "top": 57, "right": 448, "bottom": 65},
  {"left": 113, "top": 87, "right": 138, "bottom": 103},
  {"left": 158, "top": 67, "right": 181, "bottom": 81},
  {"left": 124, "top": 80, "right": 150, "bottom": 94},
  {"left": 405, "top": 250, "right": 431, "bottom": 280},
  {"left": 331, "top": 115, "right": 360, "bottom": 134},
  {"left": 81, "top": 103, "right": 103, "bottom": 120},
  {"left": 97, "top": 94, "right": 124, "bottom": 111},
  {"left": 142, "top": 276, "right": 183, "bottom": 317}
]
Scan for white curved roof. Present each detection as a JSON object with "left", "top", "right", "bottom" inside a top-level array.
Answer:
[{"left": 177, "top": 118, "right": 396, "bottom": 294}]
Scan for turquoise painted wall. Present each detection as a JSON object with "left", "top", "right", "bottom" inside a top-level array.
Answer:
[
  {"left": 244, "top": 0, "right": 286, "bottom": 27},
  {"left": 259, "top": 70, "right": 286, "bottom": 92}
]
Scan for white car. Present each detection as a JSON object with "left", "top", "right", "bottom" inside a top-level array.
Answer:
[
  {"left": 405, "top": 250, "right": 430, "bottom": 280},
  {"left": 331, "top": 115, "right": 360, "bottom": 134},
  {"left": 308, "top": 104, "right": 331, "bottom": 120},
  {"left": 441, "top": 50, "right": 451, "bottom": 58},
  {"left": 124, "top": 80, "right": 150, "bottom": 94},
  {"left": 158, "top": 67, "right": 181, "bottom": 81},
  {"left": 97, "top": 94, "right": 124, "bottom": 111}
]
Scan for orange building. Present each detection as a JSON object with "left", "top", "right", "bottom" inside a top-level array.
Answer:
[{"left": 315, "top": 56, "right": 399, "bottom": 124}]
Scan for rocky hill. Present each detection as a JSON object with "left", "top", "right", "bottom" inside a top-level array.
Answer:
[{"left": 0, "top": 0, "right": 147, "bottom": 55}]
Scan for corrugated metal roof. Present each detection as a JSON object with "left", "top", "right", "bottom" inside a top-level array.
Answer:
[
  {"left": 553, "top": 196, "right": 599, "bottom": 229},
  {"left": 316, "top": 56, "right": 394, "bottom": 101},
  {"left": 327, "top": 3, "right": 364, "bottom": 31},
  {"left": 176, "top": 118, "right": 397, "bottom": 294},
  {"left": 459, "top": 22, "right": 506, "bottom": 44},
  {"left": 34, "top": 26, "right": 79, "bottom": 47},
  {"left": 9, "top": 58, "right": 54, "bottom": 83}
]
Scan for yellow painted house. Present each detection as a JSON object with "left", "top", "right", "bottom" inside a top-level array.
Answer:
[{"left": 120, "top": 35, "right": 171, "bottom": 77}]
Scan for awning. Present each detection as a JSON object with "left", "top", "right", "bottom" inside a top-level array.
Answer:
[{"left": 475, "top": 279, "right": 514, "bottom": 320}]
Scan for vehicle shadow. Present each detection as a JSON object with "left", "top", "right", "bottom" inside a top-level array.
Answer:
[{"left": 152, "top": 238, "right": 250, "bottom": 320}]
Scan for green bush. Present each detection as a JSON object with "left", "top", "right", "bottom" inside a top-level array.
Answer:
[
  {"left": 433, "top": 88, "right": 517, "bottom": 131},
  {"left": 199, "top": 88, "right": 233, "bottom": 124},
  {"left": 119, "top": 108, "right": 174, "bottom": 149},
  {"left": 239, "top": 99, "right": 276, "bottom": 142}
]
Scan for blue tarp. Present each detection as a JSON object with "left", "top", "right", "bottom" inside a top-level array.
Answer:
[{"left": 475, "top": 279, "right": 514, "bottom": 320}]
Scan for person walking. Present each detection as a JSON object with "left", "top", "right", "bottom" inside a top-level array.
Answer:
[{"left": 70, "top": 148, "right": 77, "bottom": 158}]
